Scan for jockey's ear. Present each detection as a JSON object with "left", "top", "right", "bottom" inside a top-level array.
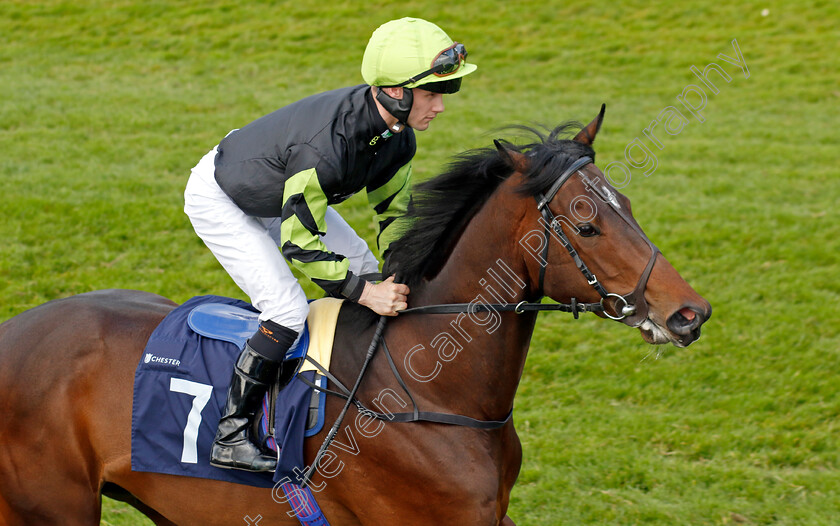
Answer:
[
  {"left": 573, "top": 103, "right": 606, "bottom": 146},
  {"left": 379, "top": 86, "right": 405, "bottom": 100},
  {"left": 494, "top": 140, "right": 529, "bottom": 173}
]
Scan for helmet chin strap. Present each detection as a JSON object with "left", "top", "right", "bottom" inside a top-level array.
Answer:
[{"left": 375, "top": 87, "right": 413, "bottom": 131}]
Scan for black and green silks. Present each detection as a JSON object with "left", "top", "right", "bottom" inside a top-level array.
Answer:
[{"left": 213, "top": 85, "right": 415, "bottom": 299}]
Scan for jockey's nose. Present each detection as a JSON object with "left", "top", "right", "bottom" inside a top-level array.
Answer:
[{"left": 433, "top": 94, "right": 445, "bottom": 113}]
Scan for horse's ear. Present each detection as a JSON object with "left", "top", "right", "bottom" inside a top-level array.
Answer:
[
  {"left": 494, "top": 139, "right": 529, "bottom": 173},
  {"left": 573, "top": 103, "right": 606, "bottom": 146}
]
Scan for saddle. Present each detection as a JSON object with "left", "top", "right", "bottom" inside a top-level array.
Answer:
[{"left": 187, "top": 298, "right": 342, "bottom": 443}]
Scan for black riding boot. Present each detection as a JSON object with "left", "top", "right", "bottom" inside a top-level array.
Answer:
[{"left": 210, "top": 343, "right": 279, "bottom": 472}]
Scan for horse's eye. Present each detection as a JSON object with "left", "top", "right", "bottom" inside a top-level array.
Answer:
[{"left": 577, "top": 223, "right": 600, "bottom": 237}]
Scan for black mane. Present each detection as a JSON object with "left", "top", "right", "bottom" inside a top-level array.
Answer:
[{"left": 383, "top": 123, "right": 596, "bottom": 287}]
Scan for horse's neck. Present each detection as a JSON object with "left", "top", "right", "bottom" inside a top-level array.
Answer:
[{"left": 396, "top": 182, "right": 539, "bottom": 418}]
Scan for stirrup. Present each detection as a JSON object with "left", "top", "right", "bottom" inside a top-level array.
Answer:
[{"left": 210, "top": 441, "right": 277, "bottom": 472}]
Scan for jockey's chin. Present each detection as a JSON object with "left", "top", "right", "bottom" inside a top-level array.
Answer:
[{"left": 406, "top": 89, "right": 445, "bottom": 131}]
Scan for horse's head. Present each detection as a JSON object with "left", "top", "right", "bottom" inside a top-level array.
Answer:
[{"left": 497, "top": 105, "right": 711, "bottom": 347}]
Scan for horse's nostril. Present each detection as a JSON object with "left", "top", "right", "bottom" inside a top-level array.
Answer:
[
  {"left": 667, "top": 307, "right": 702, "bottom": 335},
  {"left": 678, "top": 307, "right": 696, "bottom": 323}
]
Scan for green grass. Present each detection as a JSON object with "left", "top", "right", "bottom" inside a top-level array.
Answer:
[{"left": 2, "top": 0, "right": 838, "bottom": 524}]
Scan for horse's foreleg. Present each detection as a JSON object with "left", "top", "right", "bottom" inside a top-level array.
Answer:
[{"left": 501, "top": 515, "right": 516, "bottom": 526}]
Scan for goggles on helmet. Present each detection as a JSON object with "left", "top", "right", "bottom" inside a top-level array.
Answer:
[{"left": 390, "top": 43, "right": 468, "bottom": 89}]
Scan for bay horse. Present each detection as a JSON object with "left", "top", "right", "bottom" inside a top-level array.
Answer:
[{"left": 0, "top": 108, "right": 710, "bottom": 525}]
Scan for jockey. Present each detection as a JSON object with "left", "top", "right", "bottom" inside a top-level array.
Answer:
[{"left": 183, "top": 17, "right": 477, "bottom": 472}]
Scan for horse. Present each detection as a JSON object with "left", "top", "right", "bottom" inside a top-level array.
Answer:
[{"left": 0, "top": 107, "right": 710, "bottom": 525}]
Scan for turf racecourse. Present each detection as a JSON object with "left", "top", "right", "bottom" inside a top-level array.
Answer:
[{"left": 2, "top": 0, "right": 838, "bottom": 524}]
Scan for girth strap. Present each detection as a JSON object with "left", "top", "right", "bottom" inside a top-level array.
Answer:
[{"left": 298, "top": 355, "right": 352, "bottom": 398}]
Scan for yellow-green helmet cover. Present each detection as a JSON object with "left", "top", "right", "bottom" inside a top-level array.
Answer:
[{"left": 361, "top": 17, "right": 477, "bottom": 90}]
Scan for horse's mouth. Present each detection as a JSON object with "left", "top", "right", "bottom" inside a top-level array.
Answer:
[{"left": 638, "top": 319, "right": 701, "bottom": 348}]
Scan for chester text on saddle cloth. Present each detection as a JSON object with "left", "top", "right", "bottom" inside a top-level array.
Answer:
[{"left": 131, "top": 295, "right": 338, "bottom": 488}]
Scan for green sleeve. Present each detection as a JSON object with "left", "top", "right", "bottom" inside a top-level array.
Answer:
[
  {"left": 366, "top": 161, "right": 413, "bottom": 256},
  {"left": 280, "top": 168, "right": 352, "bottom": 295}
]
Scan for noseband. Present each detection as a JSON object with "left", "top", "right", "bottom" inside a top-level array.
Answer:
[
  {"left": 399, "top": 155, "right": 661, "bottom": 323},
  {"left": 535, "top": 156, "right": 660, "bottom": 326},
  {"left": 301, "top": 156, "right": 663, "bottom": 487}
]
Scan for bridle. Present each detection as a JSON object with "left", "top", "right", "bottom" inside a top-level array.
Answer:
[
  {"left": 398, "top": 154, "right": 661, "bottom": 325},
  {"left": 299, "top": 155, "right": 663, "bottom": 487},
  {"left": 535, "top": 155, "right": 661, "bottom": 327}
]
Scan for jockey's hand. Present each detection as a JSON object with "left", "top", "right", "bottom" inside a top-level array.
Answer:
[{"left": 359, "top": 275, "right": 410, "bottom": 316}]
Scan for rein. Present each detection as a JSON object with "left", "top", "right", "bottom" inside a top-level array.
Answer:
[
  {"left": 299, "top": 155, "right": 661, "bottom": 487},
  {"left": 299, "top": 315, "right": 388, "bottom": 487},
  {"left": 401, "top": 155, "right": 660, "bottom": 324},
  {"left": 535, "top": 155, "right": 660, "bottom": 327},
  {"left": 297, "top": 316, "right": 512, "bottom": 488},
  {"left": 399, "top": 298, "right": 603, "bottom": 319}
]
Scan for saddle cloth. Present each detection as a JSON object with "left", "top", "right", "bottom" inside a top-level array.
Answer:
[{"left": 131, "top": 295, "right": 342, "bottom": 488}]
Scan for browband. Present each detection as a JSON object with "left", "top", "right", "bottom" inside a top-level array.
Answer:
[{"left": 536, "top": 156, "right": 593, "bottom": 210}]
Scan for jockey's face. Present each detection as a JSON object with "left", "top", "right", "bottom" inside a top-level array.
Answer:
[{"left": 406, "top": 88, "right": 445, "bottom": 131}]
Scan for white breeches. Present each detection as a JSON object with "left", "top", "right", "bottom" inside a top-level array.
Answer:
[{"left": 183, "top": 146, "right": 379, "bottom": 333}]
